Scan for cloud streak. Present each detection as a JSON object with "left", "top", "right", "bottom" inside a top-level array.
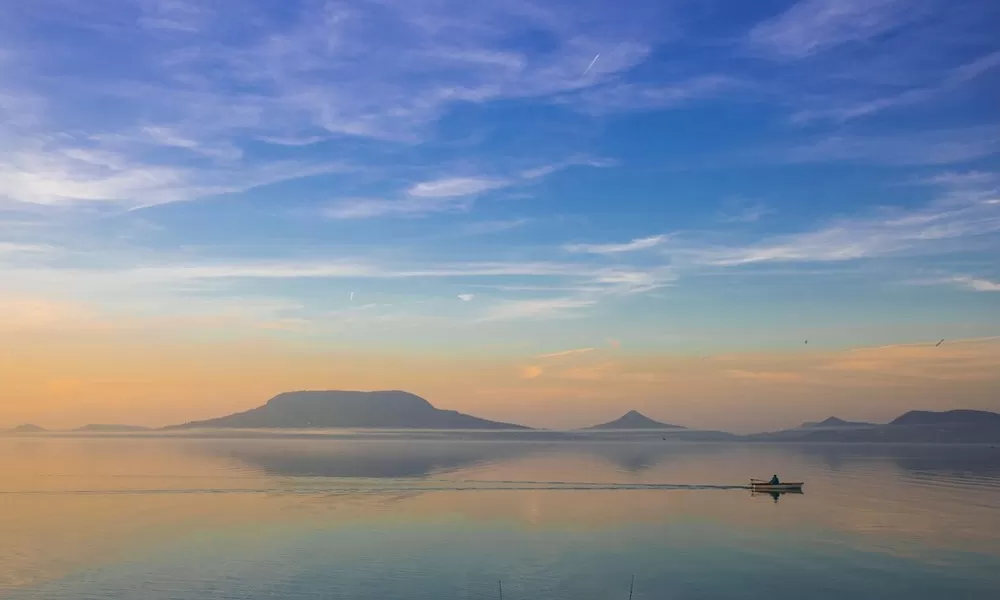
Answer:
[
  {"left": 951, "top": 276, "right": 1000, "bottom": 292},
  {"left": 565, "top": 235, "right": 669, "bottom": 255},
  {"left": 748, "top": 0, "right": 916, "bottom": 59},
  {"left": 408, "top": 177, "right": 510, "bottom": 198},
  {"left": 792, "top": 51, "right": 1000, "bottom": 123},
  {"left": 695, "top": 191, "right": 1000, "bottom": 266},
  {"left": 789, "top": 127, "right": 1000, "bottom": 166},
  {"left": 479, "top": 296, "right": 600, "bottom": 322},
  {"left": 323, "top": 158, "right": 614, "bottom": 219},
  {"left": 0, "top": 0, "right": 666, "bottom": 209},
  {"left": 535, "top": 347, "right": 597, "bottom": 360}
]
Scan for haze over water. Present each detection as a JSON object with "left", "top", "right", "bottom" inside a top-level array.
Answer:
[{"left": 3, "top": 434, "right": 999, "bottom": 599}]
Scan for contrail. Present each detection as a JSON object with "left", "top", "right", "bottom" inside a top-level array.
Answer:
[{"left": 583, "top": 53, "right": 600, "bottom": 75}]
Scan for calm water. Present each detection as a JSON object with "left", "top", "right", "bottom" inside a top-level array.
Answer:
[{"left": 2, "top": 434, "right": 999, "bottom": 599}]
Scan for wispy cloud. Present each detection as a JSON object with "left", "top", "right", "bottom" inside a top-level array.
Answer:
[
  {"left": 748, "top": 0, "right": 916, "bottom": 59},
  {"left": 521, "top": 365, "right": 544, "bottom": 380},
  {"left": 0, "top": 296, "right": 98, "bottom": 333},
  {"left": 115, "top": 260, "right": 589, "bottom": 282},
  {"left": 456, "top": 219, "right": 530, "bottom": 236},
  {"left": 323, "top": 196, "right": 473, "bottom": 220},
  {"left": 910, "top": 171, "right": 998, "bottom": 188},
  {"left": 717, "top": 198, "right": 774, "bottom": 223},
  {"left": 480, "top": 296, "right": 600, "bottom": 322},
  {"left": 726, "top": 369, "right": 806, "bottom": 383},
  {"left": 564, "top": 235, "right": 669, "bottom": 255},
  {"left": 473, "top": 265, "right": 676, "bottom": 322},
  {"left": 951, "top": 276, "right": 1000, "bottom": 292},
  {"left": 0, "top": 0, "right": 664, "bottom": 209},
  {"left": 325, "top": 158, "right": 613, "bottom": 220},
  {"left": 535, "top": 347, "right": 597, "bottom": 360},
  {"left": 0, "top": 142, "right": 348, "bottom": 208},
  {"left": 688, "top": 178, "right": 1000, "bottom": 266},
  {"left": 2, "top": 250, "right": 678, "bottom": 330},
  {"left": 792, "top": 50, "right": 1000, "bottom": 123},
  {"left": 817, "top": 337, "right": 1000, "bottom": 382},
  {"left": 407, "top": 177, "right": 510, "bottom": 198},
  {"left": 570, "top": 76, "right": 738, "bottom": 114},
  {"left": 789, "top": 126, "right": 1000, "bottom": 166},
  {"left": 519, "top": 157, "right": 617, "bottom": 180},
  {"left": 0, "top": 242, "right": 51, "bottom": 256}
]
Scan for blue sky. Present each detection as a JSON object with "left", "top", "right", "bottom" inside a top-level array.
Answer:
[{"left": 2, "top": 0, "right": 999, "bottom": 359}]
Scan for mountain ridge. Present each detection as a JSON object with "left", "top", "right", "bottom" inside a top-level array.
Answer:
[
  {"left": 752, "top": 409, "right": 1000, "bottom": 443},
  {"left": 7, "top": 402, "right": 999, "bottom": 442},
  {"left": 167, "top": 390, "right": 531, "bottom": 430},
  {"left": 585, "top": 410, "right": 687, "bottom": 430},
  {"left": 800, "top": 416, "right": 874, "bottom": 428},
  {"left": 890, "top": 409, "right": 1000, "bottom": 426}
]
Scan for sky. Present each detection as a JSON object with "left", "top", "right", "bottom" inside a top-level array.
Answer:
[{"left": 2, "top": 0, "right": 999, "bottom": 432}]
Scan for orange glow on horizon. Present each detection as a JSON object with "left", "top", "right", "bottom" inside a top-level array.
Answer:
[{"left": 4, "top": 327, "right": 999, "bottom": 432}]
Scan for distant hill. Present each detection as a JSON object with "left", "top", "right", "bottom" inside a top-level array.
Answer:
[
  {"left": 74, "top": 424, "right": 151, "bottom": 433},
  {"left": 586, "top": 410, "right": 686, "bottom": 430},
  {"left": 800, "top": 416, "right": 874, "bottom": 428},
  {"left": 8, "top": 424, "right": 47, "bottom": 433},
  {"left": 890, "top": 410, "right": 1000, "bottom": 427},
  {"left": 753, "top": 409, "right": 1000, "bottom": 443},
  {"left": 168, "top": 390, "right": 530, "bottom": 430}
]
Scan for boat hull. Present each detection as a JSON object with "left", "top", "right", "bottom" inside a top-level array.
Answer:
[{"left": 750, "top": 481, "right": 803, "bottom": 491}]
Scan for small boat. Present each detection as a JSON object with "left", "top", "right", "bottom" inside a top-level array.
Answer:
[{"left": 750, "top": 479, "right": 804, "bottom": 492}]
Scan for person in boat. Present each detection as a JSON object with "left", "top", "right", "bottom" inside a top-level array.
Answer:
[{"left": 769, "top": 474, "right": 780, "bottom": 485}]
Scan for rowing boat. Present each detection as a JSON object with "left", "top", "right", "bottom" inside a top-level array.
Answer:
[{"left": 750, "top": 479, "right": 803, "bottom": 491}]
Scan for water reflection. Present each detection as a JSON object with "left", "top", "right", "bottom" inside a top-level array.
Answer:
[
  {"left": 1, "top": 436, "right": 999, "bottom": 599},
  {"left": 213, "top": 439, "right": 537, "bottom": 478},
  {"left": 751, "top": 489, "right": 804, "bottom": 503}
]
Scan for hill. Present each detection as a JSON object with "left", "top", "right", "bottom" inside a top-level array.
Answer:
[
  {"left": 8, "top": 424, "right": 47, "bottom": 433},
  {"left": 74, "top": 424, "right": 151, "bottom": 433},
  {"left": 800, "top": 416, "right": 874, "bottom": 428},
  {"left": 168, "top": 390, "right": 530, "bottom": 430},
  {"left": 586, "top": 410, "right": 686, "bottom": 430},
  {"left": 754, "top": 409, "right": 1000, "bottom": 443},
  {"left": 890, "top": 410, "right": 1000, "bottom": 427}
]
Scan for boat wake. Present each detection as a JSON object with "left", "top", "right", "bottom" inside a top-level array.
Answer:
[{"left": 0, "top": 479, "right": 756, "bottom": 495}]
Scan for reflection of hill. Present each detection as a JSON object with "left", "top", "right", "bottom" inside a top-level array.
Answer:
[
  {"left": 218, "top": 440, "right": 539, "bottom": 479},
  {"left": 586, "top": 442, "right": 734, "bottom": 474},
  {"left": 599, "top": 447, "right": 662, "bottom": 473},
  {"left": 785, "top": 444, "right": 1000, "bottom": 478},
  {"left": 751, "top": 424, "right": 1000, "bottom": 443},
  {"left": 890, "top": 446, "right": 1000, "bottom": 478}
]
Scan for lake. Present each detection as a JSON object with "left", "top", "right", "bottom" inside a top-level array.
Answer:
[{"left": 2, "top": 434, "right": 999, "bottom": 599}]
